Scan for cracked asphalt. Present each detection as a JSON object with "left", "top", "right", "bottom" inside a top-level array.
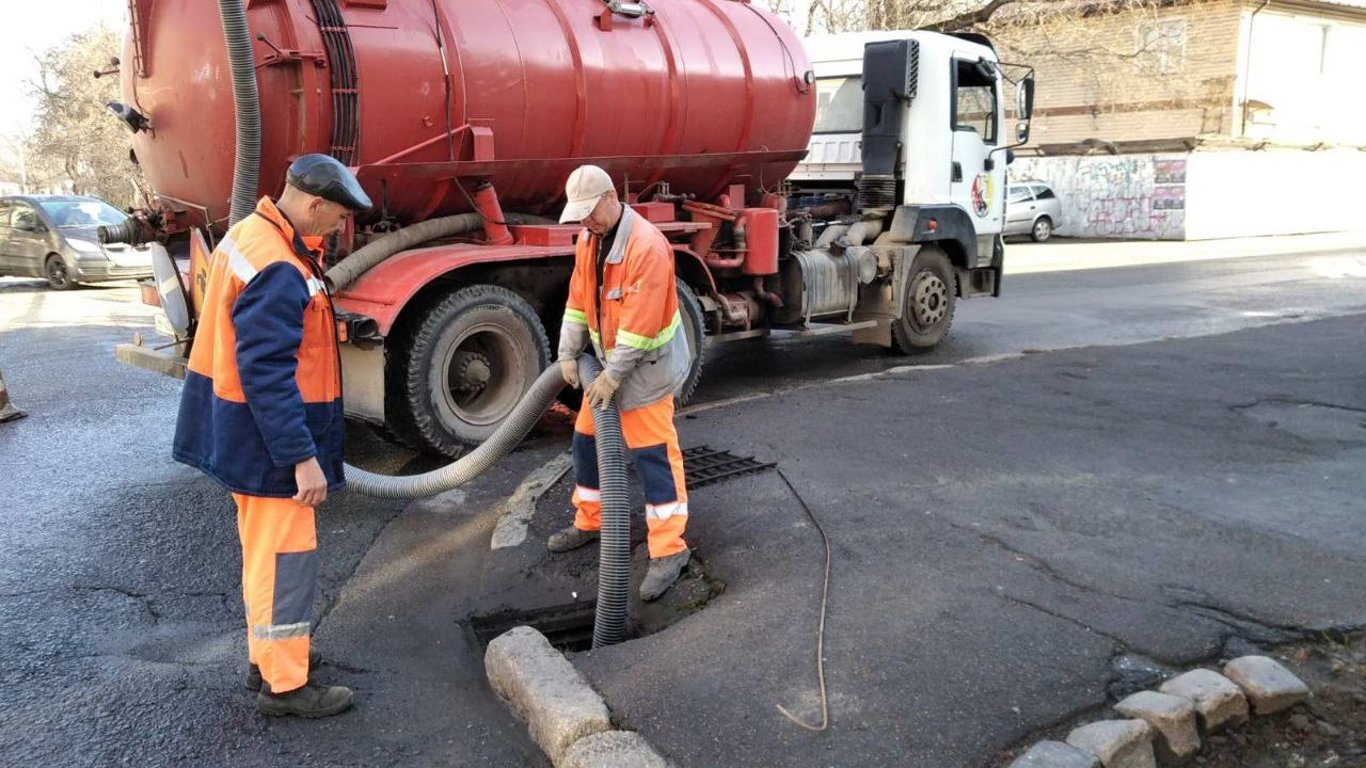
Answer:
[{"left": 2, "top": 241, "right": 1365, "bottom": 767}]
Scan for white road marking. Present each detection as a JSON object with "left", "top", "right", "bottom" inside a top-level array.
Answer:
[{"left": 490, "top": 453, "right": 574, "bottom": 550}]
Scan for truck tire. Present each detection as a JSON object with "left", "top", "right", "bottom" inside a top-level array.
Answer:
[
  {"left": 555, "top": 279, "right": 706, "bottom": 411},
  {"left": 890, "top": 245, "right": 955, "bottom": 354},
  {"left": 387, "top": 285, "right": 551, "bottom": 457},
  {"left": 674, "top": 278, "right": 706, "bottom": 407}
]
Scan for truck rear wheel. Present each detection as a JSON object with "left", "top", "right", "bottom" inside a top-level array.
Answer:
[
  {"left": 890, "top": 246, "right": 956, "bottom": 353},
  {"left": 388, "top": 285, "right": 551, "bottom": 458}
]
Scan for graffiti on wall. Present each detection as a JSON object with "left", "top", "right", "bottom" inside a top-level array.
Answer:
[{"left": 1012, "top": 154, "right": 1187, "bottom": 240}]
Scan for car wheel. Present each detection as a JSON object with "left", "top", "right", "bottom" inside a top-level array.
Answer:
[
  {"left": 44, "top": 255, "right": 75, "bottom": 290},
  {"left": 1031, "top": 217, "right": 1053, "bottom": 243}
]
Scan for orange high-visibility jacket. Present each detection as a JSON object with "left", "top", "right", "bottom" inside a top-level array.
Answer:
[
  {"left": 173, "top": 197, "right": 345, "bottom": 497},
  {"left": 558, "top": 205, "right": 690, "bottom": 410}
]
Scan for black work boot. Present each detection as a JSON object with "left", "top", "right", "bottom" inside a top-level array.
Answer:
[
  {"left": 547, "top": 524, "right": 599, "bottom": 553},
  {"left": 246, "top": 647, "right": 323, "bottom": 692},
  {"left": 256, "top": 681, "right": 353, "bottom": 718},
  {"left": 640, "top": 549, "right": 691, "bottom": 602}
]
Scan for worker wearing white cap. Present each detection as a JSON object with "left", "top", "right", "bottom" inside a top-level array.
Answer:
[{"left": 551, "top": 165, "right": 694, "bottom": 602}]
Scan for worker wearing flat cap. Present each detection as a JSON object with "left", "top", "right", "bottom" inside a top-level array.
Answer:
[
  {"left": 551, "top": 164, "right": 695, "bottom": 601},
  {"left": 173, "top": 153, "right": 370, "bottom": 718}
]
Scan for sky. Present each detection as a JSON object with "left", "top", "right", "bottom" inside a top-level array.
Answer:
[{"left": 0, "top": 0, "right": 127, "bottom": 139}]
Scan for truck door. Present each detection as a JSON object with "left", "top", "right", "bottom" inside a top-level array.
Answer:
[{"left": 949, "top": 58, "right": 1005, "bottom": 246}]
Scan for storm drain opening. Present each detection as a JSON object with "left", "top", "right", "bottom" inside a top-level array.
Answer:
[
  {"left": 469, "top": 602, "right": 601, "bottom": 653},
  {"left": 683, "top": 446, "right": 776, "bottom": 489}
]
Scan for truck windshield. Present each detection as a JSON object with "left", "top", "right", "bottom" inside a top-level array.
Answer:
[
  {"left": 813, "top": 77, "right": 863, "bottom": 134},
  {"left": 39, "top": 200, "right": 127, "bottom": 229}
]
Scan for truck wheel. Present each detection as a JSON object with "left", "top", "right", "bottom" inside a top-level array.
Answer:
[
  {"left": 44, "top": 255, "right": 74, "bottom": 291},
  {"left": 675, "top": 279, "right": 706, "bottom": 407},
  {"left": 388, "top": 285, "right": 551, "bottom": 458},
  {"left": 1031, "top": 216, "right": 1053, "bottom": 243},
  {"left": 890, "top": 245, "right": 955, "bottom": 354}
]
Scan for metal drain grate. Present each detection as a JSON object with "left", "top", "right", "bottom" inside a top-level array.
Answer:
[
  {"left": 468, "top": 602, "right": 598, "bottom": 652},
  {"left": 683, "top": 446, "right": 776, "bottom": 489}
]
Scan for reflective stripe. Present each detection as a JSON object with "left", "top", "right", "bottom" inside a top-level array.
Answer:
[
  {"left": 252, "top": 621, "right": 310, "bottom": 641},
  {"left": 305, "top": 277, "right": 327, "bottom": 297},
  {"left": 646, "top": 501, "right": 688, "bottom": 521},
  {"left": 589, "top": 328, "right": 602, "bottom": 347},
  {"left": 574, "top": 486, "right": 601, "bottom": 502},
  {"left": 222, "top": 237, "right": 257, "bottom": 285},
  {"left": 564, "top": 308, "right": 588, "bottom": 326},
  {"left": 616, "top": 310, "right": 682, "bottom": 352}
]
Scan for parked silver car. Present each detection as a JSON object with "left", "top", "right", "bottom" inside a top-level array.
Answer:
[
  {"left": 1004, "top": 181, "right": 1061, "bottom": 242},
  {"left": 0, "top": 195, "right": 154, "bottom": 290}
]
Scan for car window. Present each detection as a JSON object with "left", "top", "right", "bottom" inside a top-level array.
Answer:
[
  {"left": 12, "top": 204, "right": 39, "bottom": 231},
  {"left": 1007, "top": 186, "right": 1033, "bottom": 204},
  {"left": 1033, "top": 186, "right": 1057, "bottom": 200},
  {"left": 39, "top": 199, "right": 126, "bottom": 228}
]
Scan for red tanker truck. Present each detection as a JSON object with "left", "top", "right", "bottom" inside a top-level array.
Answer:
[{"left": 111, "top": 0, "right": 1034, "bottom": 457}]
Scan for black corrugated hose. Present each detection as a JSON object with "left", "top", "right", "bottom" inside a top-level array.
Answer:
[
  {"left": 579, "top": 355, "right": 631, "bottom": 649},
  {"left": 219, "top": 0, "right": 261, "bottom": 227}
]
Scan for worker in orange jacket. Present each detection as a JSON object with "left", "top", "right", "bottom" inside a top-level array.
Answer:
[
  {"left": 550, "top": 164, "right": 693, "bottom": 601},
  {"left": 173, "top": 154, "right": 370, "bottom": 718}
]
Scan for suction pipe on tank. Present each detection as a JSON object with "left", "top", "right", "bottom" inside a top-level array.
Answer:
[{"left": 219, "top": 0, "right": 261, "bottom": 227}]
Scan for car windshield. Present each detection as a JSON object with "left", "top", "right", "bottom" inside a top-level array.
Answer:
[{"left": 38, "top": 200, "right": 127, "bottom": 229}]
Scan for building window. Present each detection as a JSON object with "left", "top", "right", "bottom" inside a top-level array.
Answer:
[
  {"left": 954, "top": 60, "right": 998, "bottom": 144},
  {"left": 1137, "top": 19, "right": 1187, "bottom": 74}
]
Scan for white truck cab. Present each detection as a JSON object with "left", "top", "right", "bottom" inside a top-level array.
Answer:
[{"left": 792, "top": 30, "right": 1034, "bottom": 281}]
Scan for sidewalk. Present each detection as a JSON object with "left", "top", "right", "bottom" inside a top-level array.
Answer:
[
  {"left": 1005, "top": 231, "right": 1366, "bottom": 275},
  {"left": 565, "top": 314, "right": 1366, "bottom": 768}
]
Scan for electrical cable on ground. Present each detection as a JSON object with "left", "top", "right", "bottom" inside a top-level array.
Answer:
[{"left": 775, "top": 467, "right": 832, "bottom": 732}]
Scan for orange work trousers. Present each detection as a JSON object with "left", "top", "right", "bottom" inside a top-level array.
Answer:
[
  {"left": 572, "top": 395, "right": 689, "bottom": 559},
  {"left": 233, "top": 492, "right": 318, "bottom": 694}
]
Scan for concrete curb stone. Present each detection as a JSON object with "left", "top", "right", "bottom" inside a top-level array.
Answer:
[
  {"left": 560, "top": 730, "right": 672, "bottom": 768},
  {"left": 484, "top": 626, "right": 613, "bottom": 765},
  {"left": 1065, "top": 719, "right": 1156, "bottom": 768},
  {"left": 1158, "top": 669, "right": 1249, "bottom": 732},
  {"left": 1113, "top": 690, "right": 1200, "bottom": 760},
  {"left": 1008, "top": 740, "right": 1102, "bottom": 767},
  {"left": 1222, "top": 655, "right": 1311, "bottom": 715}
]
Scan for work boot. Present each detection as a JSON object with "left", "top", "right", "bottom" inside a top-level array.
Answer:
[
  {"left": 639, "top": 549, "right": 691, "bottom": 602},
  {"left": 256, "top": 681, "right": 353, "bottom": 718},
  {"left": 246, "top": 647, "right": 323, "bottom": 692},
  {"left": 547, "top": 525, "right": 599, "bottom": 553}
]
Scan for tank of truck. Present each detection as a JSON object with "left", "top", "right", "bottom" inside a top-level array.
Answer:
[{"left": 119, "top": 0, "right": 817, "bottom": 228}]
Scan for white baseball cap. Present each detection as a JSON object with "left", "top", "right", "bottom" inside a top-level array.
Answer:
[{"left": 559, "top": 165, "right": 615, "bottom": 224}]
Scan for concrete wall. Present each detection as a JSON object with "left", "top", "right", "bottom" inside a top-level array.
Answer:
[
  {"left": 1011, "top": 154, "right": 1188, "bottom": 240},
  {"left": 1013, "top": 148, "right": 1366, "bottom": 240},
  {"left": 1184, "top": 149, "right": 1366, "bottom": 239}
]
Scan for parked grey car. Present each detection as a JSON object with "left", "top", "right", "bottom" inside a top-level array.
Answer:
[
  {"left": 0, "top": 195, "right": 153, "bottom": 290},
  {"left": 1004, "top": 181, "right": 1061, "bottom": 242}
]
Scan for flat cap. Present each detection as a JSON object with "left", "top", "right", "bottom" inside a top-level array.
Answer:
[{"left": 286, "top": 153, "right": 372, "bottom": 211}]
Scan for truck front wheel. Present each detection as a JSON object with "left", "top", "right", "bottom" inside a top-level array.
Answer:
[
  {"left": 388, "top": 285, "right": 551, "bottom": 458},
  {"left": 890, "top": 245, "right": 956, "bottom": 353}
]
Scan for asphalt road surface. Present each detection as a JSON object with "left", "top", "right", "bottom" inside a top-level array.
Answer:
[{"left": 1, "top": 242, "right": 1364, "bottom": 766}]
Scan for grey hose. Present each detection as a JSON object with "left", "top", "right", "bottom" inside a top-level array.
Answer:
[
  {"left": 220, "top": 0, "right": 261, "bottom": 227},
  {"left": 344, "top": 365, "right": 566, "bottom": 498},
  {"left": 326, "top": 212, "right": 550, "bottom": 291},
  {"left": 579, "top": 356, "right": 631, "bottom": 649}
]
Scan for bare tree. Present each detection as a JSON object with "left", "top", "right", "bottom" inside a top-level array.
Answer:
[{"left": 27, "top": 24, "right": 146, "bottom": 207}]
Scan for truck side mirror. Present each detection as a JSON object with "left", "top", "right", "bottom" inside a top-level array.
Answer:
[{"left": 1017, "top": 77, "right": 1035, "bottom": 120}]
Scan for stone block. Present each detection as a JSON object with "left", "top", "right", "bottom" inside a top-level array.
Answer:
[
  {"left": 1223, "top": 655, "right": 1311, "bottom": 715},
  {"left": 1066, "top": 719, "right": 1156, "bottom": 768},
  {"left": 1114, "top": 690, "right": 1200, "bottom": 760},
  {"left": 485, "top": 626, "right": 612, "bottom": 764},
  {"left": 1158, "top": 668, "right": 1249, "bottom": 731},
  {"left": 561, "top": 730, "right": 671, "bottom": 768},
  {"left": 1008, "top": 740, "right": 1101, "bottom": 768}
]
